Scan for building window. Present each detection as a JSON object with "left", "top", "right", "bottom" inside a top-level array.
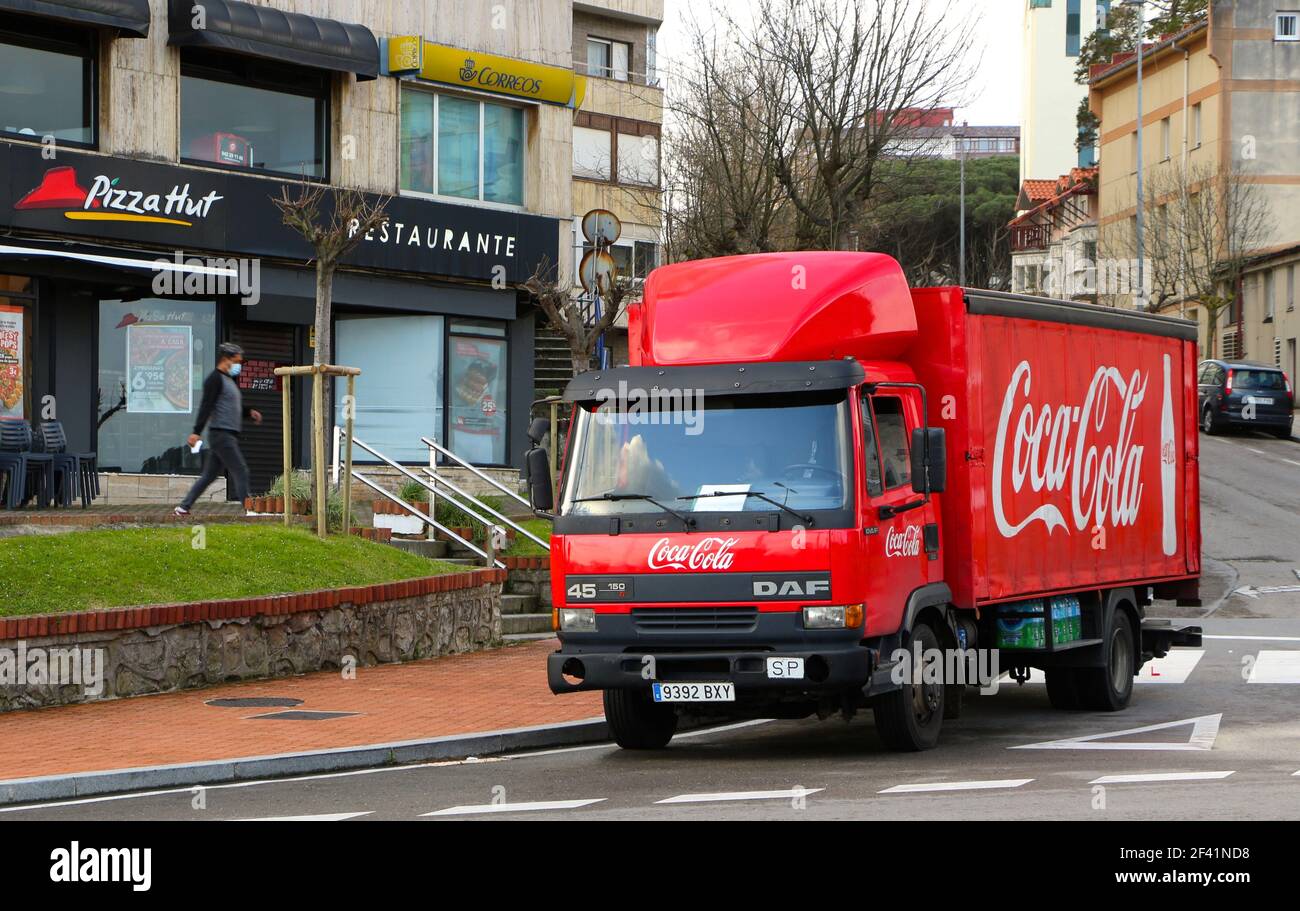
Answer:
[
  {"left": 587, "top": 36, "right": 631, "bottom": 81},
  {"left": 0, "top": 16, "right": 96, "bottom": 148},
  {"left": 400, "top": 87, "right": 525, "bottom": 207},
  {"left": 0, "top": 275, "right": 35, "bottom": 421},
  {"left": 180, "top": 50, "right": 328, "bottom": 179},
  {"left": 1192, "top": 102, "right": 1202, "bottom": 147},
  {"left": 448, "top": 326, "right": 508, "bottom": 465},
  {"left": 96, "top": 299, "right": 217, "bottom": 475},
  {"left": 1160, "top": 116, "right": 1171, "bottom": 160},
  {"left": 335, "top": 315, "right": 444, "bottom": 464},
  {"left": 573, "top": 125, "right": 612, "bottom": 180},
  {"left": 607, "top": 241, "right": 661, "bottom": 283},
  {"left": 1276, "top": 12, "right": 1299, "bottom": 41},
  {"left": 617, "top": 131, "right": 660, "bottom": 186},
  {"left": 1066, "top": 0, "right": 1082, "bottom": 56},
  {"left": 1288, "top": 264, "right": 1296, "bottom": 312},
  {"left": 1264, "top": 270, "right": 1275, "bottom": 321}
]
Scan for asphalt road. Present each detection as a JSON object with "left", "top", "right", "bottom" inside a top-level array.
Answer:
[{"left": 4, "top": 427, "right": 1298, "bottom": 822}]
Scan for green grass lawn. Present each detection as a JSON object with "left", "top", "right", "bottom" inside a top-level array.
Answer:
[
  {"left": 504, "top": 518, "right": 552, "bottom": 557},
  {"left": 0, "top": 525, "right": 461, "bottom": 615}
]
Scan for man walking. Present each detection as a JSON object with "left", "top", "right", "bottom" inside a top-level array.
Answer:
[{"left": 175, "top": 342, "right": 262, "bottom": 516}]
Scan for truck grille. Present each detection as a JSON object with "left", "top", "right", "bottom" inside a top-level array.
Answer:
[{"left": 631, "top": 607, "right": 758, "bottom": 632}]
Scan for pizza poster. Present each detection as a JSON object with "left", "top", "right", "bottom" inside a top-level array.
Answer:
[
  {"left": 126, "top": 324, "right": 193, "bottom": 414},
  {"left": 0, "top": 305, "right": 22, "bottom": 419}
]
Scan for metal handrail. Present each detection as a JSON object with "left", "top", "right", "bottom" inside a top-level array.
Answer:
[
  {"left": 421, "top": 436, "right": 530, "bottom": 508},
  {"left": 423, "top": 468, "right": 550, "bottom": 551},
  {"left": 343, "top": 431, "right": 504, "bottom": 568}
]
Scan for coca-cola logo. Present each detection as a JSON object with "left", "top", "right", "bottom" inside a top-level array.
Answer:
[
  {"left": 992, "top": 360, "right": 1149, "bottom": 539},
  {"left": 885, "top": 525, "right": 922, "bottom": 557},
  {"left": 647, "top": 537, "right": 739, "bottom": 571}
]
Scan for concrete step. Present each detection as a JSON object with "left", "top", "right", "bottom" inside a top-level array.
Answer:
[
  {"left": 387, "top": 539, "right": 448, "bottom": 559},
  {"left": 502, "top": 613, "right": 554, "bottom": 636},
  {"left": 503, "top": 632, "right": 557, "bottom": 643},
  {"left": 501, "top": 593, "right": 540, "bottom": 615}
]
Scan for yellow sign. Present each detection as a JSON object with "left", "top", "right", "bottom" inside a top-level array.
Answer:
[{"left": 387, "top": 37, "right": 585, "bottom": 109}]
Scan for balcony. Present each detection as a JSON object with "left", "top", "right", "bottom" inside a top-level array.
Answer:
[{"left": 1011, "top": 223, "right": 1050, "bottom": 252}]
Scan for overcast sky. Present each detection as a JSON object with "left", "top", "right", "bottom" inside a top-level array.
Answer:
[{"left": 658, "top": 0, "right": 1023, "bottom": 127}]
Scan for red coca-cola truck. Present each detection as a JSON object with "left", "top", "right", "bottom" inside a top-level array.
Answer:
[{"left": 525, "top": 252, "right": 1202, "bottom": 751}]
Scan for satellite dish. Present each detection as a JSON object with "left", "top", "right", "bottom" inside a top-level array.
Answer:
[
  {"left": 581, "top": 209, "right": 622, "bottom": 247},
  {"left": 579, "top": 249, "right": 618, "bottom": 294}
]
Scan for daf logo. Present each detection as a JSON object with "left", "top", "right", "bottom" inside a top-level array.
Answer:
[{"left": 753, "top": 578, "right": 831, "bottom": 599}]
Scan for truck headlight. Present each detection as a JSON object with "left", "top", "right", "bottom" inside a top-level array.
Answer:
[
  {"left": 802, "top": 604, "right": 864, "bottom": 629},
  {"left": 559, "top": 608, "right": 597, "bottom": 632}
]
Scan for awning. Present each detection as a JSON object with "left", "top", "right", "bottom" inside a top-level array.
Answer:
[
  {"left": 0, "top": 0, "right": 151, "bottom": 37},
  {"left": 166, "top": 0, "right": 379, "bottom": 81}
]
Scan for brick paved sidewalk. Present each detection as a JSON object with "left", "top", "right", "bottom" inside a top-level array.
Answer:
[{"left": 0, "top": 639, "right": 601, "bottom": 782}]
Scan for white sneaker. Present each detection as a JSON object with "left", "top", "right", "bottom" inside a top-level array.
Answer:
[{"left": 174, "top": 506, "right": 190, "bottom": 516}]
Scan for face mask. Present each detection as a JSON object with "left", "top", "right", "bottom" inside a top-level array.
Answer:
[{"left": 228, "top": 363, "right": 242, "bottom": 377}]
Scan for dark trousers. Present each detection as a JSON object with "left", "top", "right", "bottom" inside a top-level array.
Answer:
[{"left": 180, "top": 429, "right": 249, "bottom": 510}]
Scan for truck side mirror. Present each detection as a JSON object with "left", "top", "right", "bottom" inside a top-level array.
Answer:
[
  {"left": 910, "top": 427, "right": 947, "bottom": 495},
  {"left": 527, "top": 417, "right": 551, "bottom": 446},
  {"left": 525, "top": 445, "right": 554, "bottom": 512}
]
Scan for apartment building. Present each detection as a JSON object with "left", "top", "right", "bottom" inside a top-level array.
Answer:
[
  {"left": 1009, "top": 166, "right": 1100, "bottom": 301},
  {"left": 0, "top": 0, "right": 627, "bottom": 499},
  {"left": 1089, "top": 1, "right": 1300, "bottom": 384}
]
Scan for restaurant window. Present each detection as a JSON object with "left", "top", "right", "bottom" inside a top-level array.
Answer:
[
  {"left": 96, "top": 299, "right": 216, "bottom": 474},
  {"left": 0, "top": 15, "right": 96, "bottom": 147},
  {"left": 0, "top": 275, "right": 35, "bottom": 422},
  {"left": 400, "top": 87, "right": 525, "bottom": 206},
  {"left": 448, "top": 321, "right": 508, "bottom": 466},
  {"left": 180, "top": 49, "right": 329, "bottom": 179},
  {"left": 335, "top": 315, "right": 444, "bottom": 464},
  {"left": 587, "top": 37, "right": 630, "bottom": 81}
]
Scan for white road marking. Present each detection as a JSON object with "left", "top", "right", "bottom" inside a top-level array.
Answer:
[
  {"left": 1011, "top": 714, "right": 1222, "bottom": 752},
  {"left": 998, "top": 650, "right": 1204, "bottom": 687},
  {"left": 878, "top": 779, "right": 1033, "bottom": 794},
  {"left": 423, "top": 798, "right": 605, "bottom": 817},
  {"left": 1205, "top": 634, "right": 1300, "bottom": 642},
  {"left": 234, "top": 812, "right": 373, "bottom": 822},
  {"left": 1247, "top": 650, "right": 1300, "bottom": 684},
  {"left": 1090, "top": 771, "right": 1235, "bottom": 785},
  {"left": 1247, "top": 448, "right": 1266, "bottom": 455},
  {"left": 1284, "top": 459, "right": 1300, "bottom": 468},
  {"left": 655, "top": 788, "right": 824, "bottom": 804},
  {"left": 1234, "top": 585, "right": 1300, "bottom": 599}
]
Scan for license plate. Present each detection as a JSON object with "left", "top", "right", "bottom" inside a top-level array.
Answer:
[
  {"left": 1246, "top": 396, "right": 1274, "bottom": 405},
  {"left": 652, "top": 682, "right": 735, "bottom": 702},
  {"left": 766, "top": 657, "right": 805, "bottom": 679}
]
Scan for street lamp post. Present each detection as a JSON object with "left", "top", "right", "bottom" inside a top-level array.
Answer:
[
  {"left": 1125, "top": 0, "right": 1147, "bottom": 310},
  {"left": 959, "top": 120, "right": 967, "bottom": 287}
]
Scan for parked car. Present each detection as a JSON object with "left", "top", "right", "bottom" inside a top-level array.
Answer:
[{"left": 1197, "top": 359, "right": 1294, "bottom": 438}]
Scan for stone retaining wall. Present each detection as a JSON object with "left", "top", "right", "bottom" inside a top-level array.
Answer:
[
  {"left": 502, "top": 556, "right": 553, "bottom": 607},
  {"left": 0, "top": 570, "right": 504, "bottom": 712}
]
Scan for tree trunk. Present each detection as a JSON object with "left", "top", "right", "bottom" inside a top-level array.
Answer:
[
  {"left": 314, "top": 261, "right": 333, "bottom": 367},
  {"left": 312, "top": 260, "right": 334, "bottom": 531}
]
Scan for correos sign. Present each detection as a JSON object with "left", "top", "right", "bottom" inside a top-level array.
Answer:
[{"left": 386, "top": 37, "right": 587, "bottom": 109}]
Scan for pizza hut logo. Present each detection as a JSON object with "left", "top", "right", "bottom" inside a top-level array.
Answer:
[
  {"left": 884, "top": 525, "right": 921, "bottom": 558},
  {"left": 647, "top": 537, "right": 738, "bottom": 571},
  {"left": 14, "top": 166, "right": 223, "bottom": 227}
]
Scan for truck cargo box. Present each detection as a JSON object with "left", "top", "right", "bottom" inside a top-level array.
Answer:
[{"left": 910, "top": 286, "right": 1201, "bottom": 610}]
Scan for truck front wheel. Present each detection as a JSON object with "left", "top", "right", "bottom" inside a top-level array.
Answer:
[
  {"left": 604, "top": 688, "right": 678, "bottom": 749},
  {"left": 1076, "top": 609, "right": 1136, "bottom": 711},
  {"left": 873, "top": 622, "right": 944, "bottom": 751}
]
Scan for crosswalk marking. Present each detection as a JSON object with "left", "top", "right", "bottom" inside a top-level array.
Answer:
[
  {"left": 422, "top": 798, "right": 605, "bottom": 817},
  {"left": 878, "top": 779, "right": 1033, "bottom": 794},
  {"left": 1011, "top": 713, "right": 1222, "bottom": 752},
  {"left": 235, "top": 812, "right": 373, "bottom": 822},
  {"left": 1090, "top": 771, "right": 1235, "bottom": 785},
  {"left": 1247, "top": 650, "right": 1300, "bottom": 684},
  {"left": 656, "top": 788, "right": 823, "bottom": 804}
]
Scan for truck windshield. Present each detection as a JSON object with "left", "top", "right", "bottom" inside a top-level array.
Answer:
[{"left": 562, "top": 391, "right": 852, "bottom": 517}]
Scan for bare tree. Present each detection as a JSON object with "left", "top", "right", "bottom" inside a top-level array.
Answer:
[
  {"left": 742, "top": 0, "right": 980, "bottom": 250},
  {"left": 273, "top": 182, "right": 390, "bottom": 369},
  {"left": 525, "top": 256, "right": 632, "bottom": 376},
  {"left": 1132, "top": 160, "right": 1273, "bottom": 353}
]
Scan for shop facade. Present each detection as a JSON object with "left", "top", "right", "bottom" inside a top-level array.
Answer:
[{"left": 0, "top": 0, "right": 578, "bottom": 499}]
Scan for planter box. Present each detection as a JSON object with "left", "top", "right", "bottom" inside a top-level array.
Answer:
[
  {"left": 245, "top": 496, "right": 310, "bottom": 516},
  {"left": 372, "top": 500, "right": 426, "bottom": 536}
]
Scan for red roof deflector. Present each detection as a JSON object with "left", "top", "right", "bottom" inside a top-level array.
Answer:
[{"left": 632, "top": 252, "right": 918, "bottom": 367}]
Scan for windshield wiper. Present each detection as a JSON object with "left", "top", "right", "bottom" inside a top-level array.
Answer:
[
  {"left": 573, "top": 493, "right": 697, "bottom": 532},
  {"left": 677, "top": 490, "right": 814, "bottom": 527}
]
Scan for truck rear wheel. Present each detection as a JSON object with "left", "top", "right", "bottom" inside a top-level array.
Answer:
[
  {"left": 603, "top": 688, "right": 678, "bottom": 750},
  {"left": 873, "top": 622, "right": 944, "bottom": 751},
  {"left": 1076, "top": 610, "right": 1136, "bottom": 712}
]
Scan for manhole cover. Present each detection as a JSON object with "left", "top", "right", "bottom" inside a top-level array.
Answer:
[
  {"left": 247, "top": 710, "right": 359, "bottom": 721},
  {"left": 206, "top": 697, "right": 304, "bottom": 709}
]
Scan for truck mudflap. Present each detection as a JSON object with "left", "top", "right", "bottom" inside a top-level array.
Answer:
[
  {"left": 1139, "top": 617, "right": 1203, "bottom": 660},
  {"left": 548, "top": 646, "right": 873, "bottom": 695}
]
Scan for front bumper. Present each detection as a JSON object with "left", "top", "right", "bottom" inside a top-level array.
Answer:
[{"left": 548, "top": 611, "right": 873, "bottom": 695}]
